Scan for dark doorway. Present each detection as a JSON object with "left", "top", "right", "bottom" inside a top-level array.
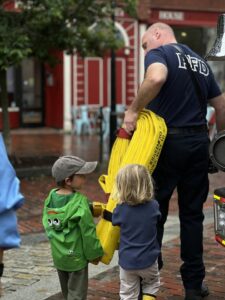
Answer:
[
  {"left": 173, "top": 26, "right": 206, "bottom": 56},
  {"left": 16, "top": 58, "right": 44, "bottom": 127}
]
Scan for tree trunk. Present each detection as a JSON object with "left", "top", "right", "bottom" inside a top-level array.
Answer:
[{"left": 0, "top": 69, "right": 11, "bottom": 151}]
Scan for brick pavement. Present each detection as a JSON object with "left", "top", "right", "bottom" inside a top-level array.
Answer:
[
  {"left": 1, "top": 130, "right": 225, "bottom": 299},
  {"left": 46, "top": 223, "right": 225, "bottom": 300},
  {"left": 2, "top": 237, "right": 54, "bottom": 297},
  {"left": 10, "top": 129, "right": 225, "bottom": 236},
  {"left": 17, "top": 170, "right": 225, "bottom": 236},
  {"left": 14, "top": 170, "right": 225, "bottom": 300},
  {"left": 3, "top": 219, "right": 225, "bottom": 300}
]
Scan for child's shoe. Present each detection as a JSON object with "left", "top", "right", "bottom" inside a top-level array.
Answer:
[{"left": 142, "top": 294, "right": 156, "bottom": 300}]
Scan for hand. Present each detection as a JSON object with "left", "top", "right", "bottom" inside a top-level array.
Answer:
[
  {"left": 123, "top": 110, "right": 138, "bottom": 134},
  {"left": 90, "top": 256, "right": 102, "bottom": 265},
  {"left": 90, "top": 202, "right": 106, "bottom": 218}
]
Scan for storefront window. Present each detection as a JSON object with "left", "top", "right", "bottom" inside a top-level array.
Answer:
[
  {"left": 7, "top": 67, "right": 16, "bottom": 107},
  {"left": 21, "top": 58, "right": 43, "bottom": 125},
  {"left": 5, "top": 58, "right": 44, "bottom": 126},
  {"left": 173, "top": 26, "right": 225, "bottom": 93},
  {"left": 173, "top": 26, "right": 205, "bottom": 55}
]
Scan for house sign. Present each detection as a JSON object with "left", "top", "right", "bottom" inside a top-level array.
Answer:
[{"left": 159, "top": 11, "right": 184, "bottom": 21}]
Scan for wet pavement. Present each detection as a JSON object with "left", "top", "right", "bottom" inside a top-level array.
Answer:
[{"left": 1, "top": 128, "right": 225, "bottom": 299}]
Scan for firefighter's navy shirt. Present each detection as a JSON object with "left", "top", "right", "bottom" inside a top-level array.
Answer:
[{"left": 145, "top": 43, "right": 221, "bottom": 127}]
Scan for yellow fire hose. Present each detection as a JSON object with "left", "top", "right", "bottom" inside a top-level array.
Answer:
[{"left": 97, "top": 109, "right": 167, "bottom": 264}]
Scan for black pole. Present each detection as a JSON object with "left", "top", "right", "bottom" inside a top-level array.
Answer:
[
  {"left": 98, "top": 106, "right": 103, "bottom": 163},
  {"left": 110, "top": 0, "right": 117, "bottom": 151}
]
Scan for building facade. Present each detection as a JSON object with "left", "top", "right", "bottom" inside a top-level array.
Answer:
[{"left": 2, "top": 1, "right": 225, "bottom": 130}]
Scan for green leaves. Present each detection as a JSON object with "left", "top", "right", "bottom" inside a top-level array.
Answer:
[
  {"left": 0, "top": 0, "right": 136, "bottom": 144},
  {"left": 0, "top": 0, "right": 137, "bottom": 67},
  {"left": 0, "top": 11, "right": 30, "bottom": 68},
  {"left": 123, "top": 0, "right": 137, "bottom": 17},
  {"left": 79, "top": 20, "right": 125, "bottom": 57}
]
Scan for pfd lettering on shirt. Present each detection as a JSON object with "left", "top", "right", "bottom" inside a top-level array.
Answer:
[{"left": 176, "top": 53, "right": 209, "bottom": 76}]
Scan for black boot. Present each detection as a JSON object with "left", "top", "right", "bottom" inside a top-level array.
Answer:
[
  {"left": 201, "top": 283, "right": 209, "bottom": 297},
  {"left": 185, "top": 283, "right": 209, "bottom": 300},
  {"left": 184, "top": 289, "right": 202, "bottom": 300}
]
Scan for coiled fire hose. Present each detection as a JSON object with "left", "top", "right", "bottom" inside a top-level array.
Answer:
[{"left": 96, "top": 109, "right": 167, "bottom": 264}]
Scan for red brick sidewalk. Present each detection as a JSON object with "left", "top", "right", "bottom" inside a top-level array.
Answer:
[
  {"left": 17, "top": 170, "right": 225, "bottom": 235},
  {"left": 46, "top": 223, "right": 225, "bottom": 300},
  {"left": 10, "top": 130, "right": 225, "bottom": 299},
  {"left": 11, "top": 129, "right": 225, "bottom": 236},
  {"left": 88, "top": 223, "right": 225, "bottom": 300}
]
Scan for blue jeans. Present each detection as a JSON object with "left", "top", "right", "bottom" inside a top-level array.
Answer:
[{"left": 153, "top": 132, "right": 209, "bottom": 290}]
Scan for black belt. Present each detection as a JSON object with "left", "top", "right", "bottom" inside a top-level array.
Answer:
[{"left": 168, "top": 125, "right": 208, "bottom": 135}]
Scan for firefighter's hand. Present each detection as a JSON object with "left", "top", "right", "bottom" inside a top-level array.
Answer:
[{"left": 123, "top": 109, "right": 138, "bottom": 134}]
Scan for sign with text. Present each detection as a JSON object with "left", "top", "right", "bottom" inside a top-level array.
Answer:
[{"left": 159, "top": 11, "right": 184, "bottom": 21}]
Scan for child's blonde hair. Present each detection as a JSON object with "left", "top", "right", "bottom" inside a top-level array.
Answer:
[{"left": 115, "top": 164, "right": 154, "bottom": 205}]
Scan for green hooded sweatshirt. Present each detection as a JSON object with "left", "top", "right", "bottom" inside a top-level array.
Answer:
[{"left": 42, "top": 189, "right": 103, "bottom": 271}]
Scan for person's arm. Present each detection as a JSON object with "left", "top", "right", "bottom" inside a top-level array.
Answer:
[
  {"left": 124, "top": 62, "right": 168, "bottom": 134},
  {"left": 79, "top": 206, "right": 104, "bottom": 261},
  {"left": 112, "top": 204, "right": 122, "bottom": 227},
  {"left": 209, "top": 94, "right": 225, "bottom": 132}
]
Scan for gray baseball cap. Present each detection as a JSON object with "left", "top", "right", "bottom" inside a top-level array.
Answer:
[{"left": 52, "top": 155, "right": 98, "bottom": 182}]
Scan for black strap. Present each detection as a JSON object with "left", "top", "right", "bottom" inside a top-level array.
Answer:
[
  {"left": 172, "top": 45, "right": 205, "bottom": 119},
  {"left": 103, "top": 209, "right": 112, "bottom": 222}
]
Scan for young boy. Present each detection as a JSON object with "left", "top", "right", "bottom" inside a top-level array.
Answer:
[{"left": 42, "top": 155, "right": 103, "bottom": 300}]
